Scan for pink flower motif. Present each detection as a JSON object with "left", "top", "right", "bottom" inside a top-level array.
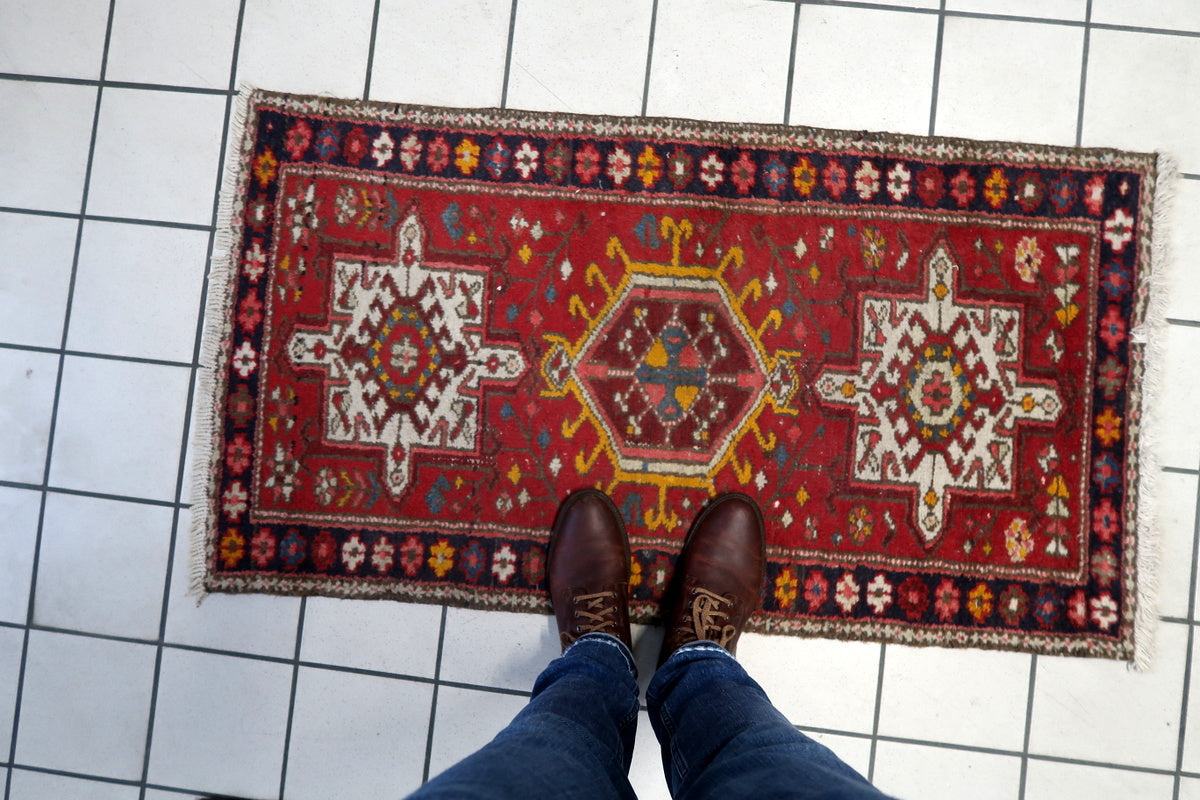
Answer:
[
  {"left": 915, "top": 166, "right": 944, "bottom": 206},
  {"left": 1098, "top": 305, "right": 1126, "bottom": 351},
  {"left": 730, "top": 151, "right": 756, "bottom": 195},
  {"left": 575, "top": 142, "right": 602, "bottom": 184},
  {"left": 399, "top": 534, "right": 424, "bottom": 577},
  {"left": 1092, "top": 497, "right": 1119, "bottom": 543},
  {"left": 249, "top": 528, "right": 275, "bottom": 568},
  {"left": 933, "top": 578, "right": 960, "bottom": 621},
  {"left": 426, "top": 135, "right": 450, "bottom": 173},
  {"left": 1066, "top": 588, "right": 1088, "bottom": 628},
  {"left": 803, "top": 571, "right": 829, "bottom": 610},
  {"left": 225, "top": 433, "right": 252, "bottom": 474},
  {"left": 822, "top": 160, "right": 848, "bottom": 199},
  {"left": 284, "top": 120, "right": 313, "bottom": 160},
  {"left": 1083, "top": 174, "right": 1106, "bottom": 215},
  {"left": 342, "top": 127, "right": 370, "bottom": 165},
  {"left": 948, "top": 168, "right": 976, "bottom": 207}
]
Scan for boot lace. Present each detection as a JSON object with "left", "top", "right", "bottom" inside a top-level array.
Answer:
[
  {"left": 674, "top": 587, "right": 736, "bottom": 648},
  {"left": 561, "top": 590, "right": 620, "bottom": 648}
]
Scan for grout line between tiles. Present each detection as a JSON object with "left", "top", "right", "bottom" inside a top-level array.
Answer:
[
  {"left": 867, "top": 644, "right": 885, "bottom": 782},
  {"left": 1168, "top": 319, "right": 1200, "bottom": 329},
  {"left": 0, "top": 206, "right": 214, "bottom": 232},
  {"left": 1074, "top": 0, "right": 1093, "bottom": 148},
  {"left": 0, "top": 72, "right": 232, "bottom": 95},
  {"left": 499, "top": 0, "right": 519, "bottom": 110},
  {"left": 0, "top": 342, "right": 196, "bottom": 370},
  {"left": 0, "top": 481, "right": 189, "bottom": 509},
  {"left": 1181, "top": 173, "right": 1200, "bottom": 181},
  {"left": 926, "top": 0, "right": 945, "bottom": 137},
  {"left": 363, "top": 0, "right": 382, "bottom": 101},
  {"left": 136, "top": 2, "right": 248, "bottom": 795},
  {"left": 278, "top": 598, "right": 307, "bottom": 800},
  {"left": 639, "top": 0, "right": 659, "bottom": 118},
  {"left": 782, "top": 2, "right": 801, "bottom": 125},
  {"left": 421, "top": 606, "right": 450, "bottom": 785},
  {"left": 3, "top": 3, "right": 118, "bottom": 798},
  {"left": 1018, "top": 655, "right": 1037, "bottom": 800},
  {"left": 1172, "top": 459, "right": 1200, "bottom": 796}
]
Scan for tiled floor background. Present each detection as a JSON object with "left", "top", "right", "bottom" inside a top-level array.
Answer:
[{"left": 1, "top": 0, "right": 1199, "bottom": 798}]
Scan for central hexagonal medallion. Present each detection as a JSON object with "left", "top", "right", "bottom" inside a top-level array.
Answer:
[{"left": 574, "top": 272, "right": 766, "bottom": 476}]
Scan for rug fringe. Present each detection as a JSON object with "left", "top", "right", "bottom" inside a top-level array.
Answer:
[
  {"left": 1129, "top": 151, "right": 1177, "bottom": 670},
  {"left": 188, "top": 85, "right": 259, "bottom": 604}
]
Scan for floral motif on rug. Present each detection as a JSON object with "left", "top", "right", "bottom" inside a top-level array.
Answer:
[{"left": 195, "top": 89, "right": 1163, "bottom": 660}]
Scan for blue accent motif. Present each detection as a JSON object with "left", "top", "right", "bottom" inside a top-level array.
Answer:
[
  {"left": 500, "top": 402, "right": 514, "bottom": 420},
  {"left": 781, "top": 298, "right": 797, "bottom": 318},
  {"left": 633, "top": 214, "right": 661, "bottom": 249},
  {"left": 544, "top": 284, "right": 557, "bottom": 303},
  {"left": 506, "top": 304, "right": 519, "bottom": 323},
  {"left": 537, "top": 428, "right": 551, "bottom": 449},
  {"left": 441, "top": 203, "right": 464, "bottom": 242},
  {"left": 314, "top": 124, "right": 340, "bottom": 160},
  {"left": 425, "top": 475, "right": 451, "bottom": 514}
]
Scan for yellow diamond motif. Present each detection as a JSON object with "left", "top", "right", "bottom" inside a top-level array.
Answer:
[{"left": 507, "top": 463, "right": 522, "bottom": 485}]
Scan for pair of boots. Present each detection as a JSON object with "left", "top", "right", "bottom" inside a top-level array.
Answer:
[{"left": 548, "top": 489, "right": 765, "bottom": 664}]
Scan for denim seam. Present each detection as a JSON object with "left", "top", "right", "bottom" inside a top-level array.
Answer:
[{"left": 570, "top": 633, "right": 637, "bottom": 677}]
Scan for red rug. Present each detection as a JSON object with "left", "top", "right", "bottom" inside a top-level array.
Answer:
[{"left": 195, "top": 89, "right": 1164, "bottom": 661}]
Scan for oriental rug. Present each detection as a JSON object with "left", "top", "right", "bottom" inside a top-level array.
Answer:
[{"left": 194, "top": 89, "right": 1167, "bottom": 662}]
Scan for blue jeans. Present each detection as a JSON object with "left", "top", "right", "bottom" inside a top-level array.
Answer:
[{"left": 408, "top": 634, "right": 889, "bottom": 799}]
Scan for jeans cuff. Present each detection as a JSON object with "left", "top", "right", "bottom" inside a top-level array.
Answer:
[
  {"left": 664, "top": 640, "right": 736, "bottom": 665},
  {"left": 564, "top": 632, "right": 638, "bottom": 678}
]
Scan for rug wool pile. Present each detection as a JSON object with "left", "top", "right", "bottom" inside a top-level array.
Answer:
[{"left": 194, "top": 89, "right": 1165, "bottom": 662}]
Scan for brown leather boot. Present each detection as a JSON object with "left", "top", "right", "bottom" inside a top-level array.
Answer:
[
  {"left": 548, "top": 488, "right": 632, "bottom": 652},
  {"left": 659, "top": 492, "right": 765, "bottom": 665}
]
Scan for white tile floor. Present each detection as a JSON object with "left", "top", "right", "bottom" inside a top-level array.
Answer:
[{"left": 1, "top": 1, "right": 1198, "bottom": 798}]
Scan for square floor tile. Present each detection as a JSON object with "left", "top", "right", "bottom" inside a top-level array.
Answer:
[
  {"left": 369, "top": 0, "right": 510, "bottom": 107},
  {"left": 877, "top": 645, "right": 1031, "bottom": 750},
  {"left": 68, "top": 221, "right": 208, "bottom": 362},
  {"left": 1092, "top": 0, "right": 1200, "bottom": 33},
  {"left": 1024, "top": 758, "right": 1176, "bottom": 800},
  {"left": 1030, "top": 620, "right": 1187, "bottom": 769},
  {"left": 14, "top": 630, "right": 156, "bottom": 779},
  {"left": 237, "top": 0, "right": 376, "bottom": 98},
  {"left": 0, "top": 488, "right": 39, "bottom": 623},
  {"left": 946, "top": 0, "right": 1087, "bottom": 19},
  {"left": 1165, "top": 179, "right": 1200, "bottom": 322},
  {"left": 87, "top": 89, "right": 227, "bottom": 226},
  {"left": 49, "top": 356, "right": 190, "bottom": 501},
  {"left": 1156, "top": 324, "right": 1200, "bottom": 470},
  {"left": 1155, "top": 470, "right": 1197, "bottom": 619},
  {"left": 0, "top": 0, "right": 110, "bottom": 79},
  {"left": 505, "top": 0, "right": 653, "bottom": 116},
  {"left": 147, "top": 648, "right": 292, "bottom": 798},
  {"left": 1181, "top": 776, "right": 1200, "bottom": 800},
  {"left": 438, "top": 607, "right": 558, "bottom": 691},
  {"left": 0, "top": 626, "right": 24, "bottom": 750},
  {"left": 646, "top": 0, "right": 795, "bottom": 123},
  {"left": 425, "top": 685, "right": 526, "bottom": 780},
  {"left": 87, "top": 86, "right": 225, "bottom": 225},
  {"left": 163, "top": 508, "right": 301, "bottom": 658},
  {"left": 1083, "top": 30, "right": 1200, "bottom": 173},
  {"left": 790, "top": 5, "right": 939, "bottom": 135},
  {"left": 7, "top": 770, "right": 141, "bottom": 800},
  {"left": 873, "top": 741, "right": 1022, "bottom": 800},
  {"left": 300, "top": 597, "right": 442, "bottom": 678},
  {"left": 106, "top": 0, "right": 241, "bottom": 89},
  {"left": 737, "top": 633, "right": 882, "bottom": 735},
  {"left": 629, "top": 709, "right": 671, "bottom": 800},
  {"left": 0, "top": 80, "right": 97, "bottom": 214},
  {"left": 1176, "top": 635, "right": 1200, "bottom": 771},
  {"left": 284, "top": 666, "right": 432, "bottom": 800},
  {"left": 0, "top": 213, "right": 76, "bottom": 348},
  {"left": 7, "top": 767, "right": 139, "bottom": 800},
  {"left": 34, "top": 493, "right": 172, "bottom": 639},
  {"left": 935, "top": 17, "right": 1084, "bottom": 146},
  {"left": 0, "top": 349, "right": 59, "bottom": 484}
]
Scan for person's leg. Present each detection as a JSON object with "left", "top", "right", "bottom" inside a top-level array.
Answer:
[
  {"left": 409, "top": 489, "right": 638, "bottom": 799},
  {"left": 647, "top": 643, "right": 888, "bottom": 799},
  {"left": 409, "top": 632, "right": 640, "bottom": 800},
  {"left": 649, "top": 493, "right": 890, "bottom": 799}
]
